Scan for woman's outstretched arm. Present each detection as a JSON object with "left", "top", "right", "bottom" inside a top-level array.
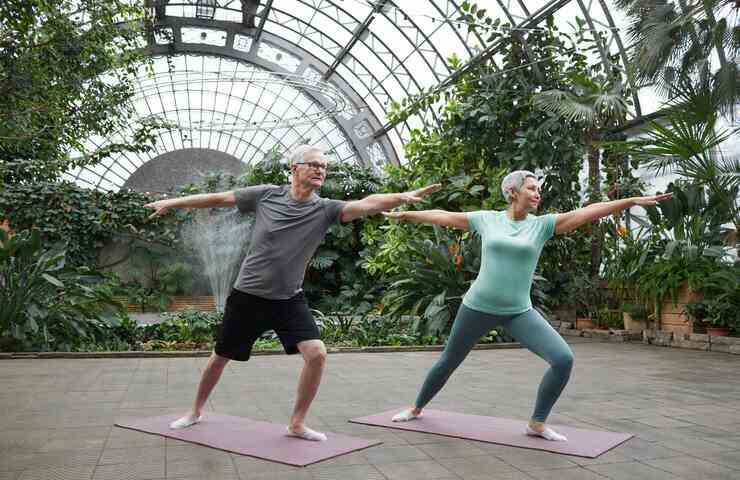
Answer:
[
  {"left": 383, "top": 209, "right": 470, "bottom": 230},
  {"left": 554, "top": 193, "right": 673, "bottom": 235}
]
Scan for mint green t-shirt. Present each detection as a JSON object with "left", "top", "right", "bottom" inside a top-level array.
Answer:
[{"left": 462, "top": 210, "right": 558, "bottom": 315}]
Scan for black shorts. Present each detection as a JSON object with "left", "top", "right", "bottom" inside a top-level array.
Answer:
[{"left": 215, "top": 289, "right": 320, "bottom": 361}]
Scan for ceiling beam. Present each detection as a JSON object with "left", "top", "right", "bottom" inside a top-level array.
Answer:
[{"left": 372, "top": 0, "right": 571, "bottom": 139}]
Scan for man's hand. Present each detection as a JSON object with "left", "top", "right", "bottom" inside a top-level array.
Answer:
[
  {"left": 631, "top": 192, "right": 673, "bottom": 207},
  {"left": 399, "top": 183, "right": 442, "bottom": 204},
  {"left": 339, "top": 183, "right": 442, "bottom": 223},
  {"left": 144, "top": 199, "right": 173, "bottom": 219}
]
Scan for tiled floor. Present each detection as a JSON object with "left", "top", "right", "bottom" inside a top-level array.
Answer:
[{"left": 2, "top": 338, "right": 739, "bottom": 479}]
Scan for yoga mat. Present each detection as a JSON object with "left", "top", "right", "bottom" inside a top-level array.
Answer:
[
  {"left": 350, "top": 408, "right": 633, "bottom": 458},
  {"left": 115, "top": 413, "right": 381, "bottom": 467}
]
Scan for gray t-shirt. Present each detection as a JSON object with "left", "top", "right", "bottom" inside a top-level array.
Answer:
[{"left": 233, "top": 184, "right": 346, "bottom": 299}]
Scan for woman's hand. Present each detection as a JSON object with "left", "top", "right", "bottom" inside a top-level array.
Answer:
[{"left": 381, "top": 210, "right": 407, "bottom": 220}]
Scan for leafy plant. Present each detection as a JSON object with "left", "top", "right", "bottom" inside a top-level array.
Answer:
[
  {"left": 621, "top": 302, "right": 648, "bottom": 321},
  {"left": 683, "top": 301, "right": 709, "bottom": 323},
  {"left": 381, "top": 227, "right": 480, "bottom": 336},
  {"left": 565, "top": 272, "right": 608, "bottom": 319},
  {"left": 142, "top": 308, "right": 221, "bottom": 344},
  {"left": 0, "top": 182, "right": 185, "bottom": 266},
  {"left": 612, "top": 77, "right": 740, "bottom": 242},
  {"left": 701, "top": 266, "right": 740, "bottom": 332},
  {"left": 0, "top": 229, "right": 126, "bottom": 351},
  {"left": 595, "top": 308, "right": 624, "bottom": 330}
]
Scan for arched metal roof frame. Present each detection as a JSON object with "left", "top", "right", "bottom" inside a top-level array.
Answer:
[
  {"left": 69, "top": 55, "right": 358, "bottom": 190},
  {"left": 149, "top": 1, "right": 490, "bottom": 164},
  {"left": 71, "top": 0, "right": 652, "bottom": 191},
  {"left": 148, "top": 18, "right": 396, "bottom": 164}
]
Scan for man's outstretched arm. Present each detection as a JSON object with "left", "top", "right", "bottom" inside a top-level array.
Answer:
[
  {"left": 144, "top": 191, "right": 237, "bottom": 219},
  {"left": 339, "top": 183, "right": 441, "bottom": 222}
]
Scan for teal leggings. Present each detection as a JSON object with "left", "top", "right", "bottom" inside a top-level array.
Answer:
[{"left": 415, "top": 304, "right": 574, "bottom": 422}]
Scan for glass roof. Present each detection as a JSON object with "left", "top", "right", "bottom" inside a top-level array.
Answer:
[{"left": 67, "top": 0, "right": 662, "bottom": 190}]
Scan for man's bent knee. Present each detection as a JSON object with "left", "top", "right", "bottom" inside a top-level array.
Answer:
[{"left": 299, "top": 340, "right": 327, "bottom": 366}]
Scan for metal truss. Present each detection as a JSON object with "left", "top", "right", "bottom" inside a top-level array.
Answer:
[{"left": 76, "top": 1, "right": 646, "bottom": 190}]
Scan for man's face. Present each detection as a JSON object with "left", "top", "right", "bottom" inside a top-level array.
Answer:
[{"left": 292, "top": 150, "right": 328, "bottom": 189}]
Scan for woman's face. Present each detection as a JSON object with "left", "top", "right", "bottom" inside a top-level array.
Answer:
[{"left": 511, "top": 176, "right": 541, "bottom": 211}]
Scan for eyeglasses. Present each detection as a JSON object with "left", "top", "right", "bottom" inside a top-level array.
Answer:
[{"left": 295, "top": 161, "right": 328, "bottom": 172}]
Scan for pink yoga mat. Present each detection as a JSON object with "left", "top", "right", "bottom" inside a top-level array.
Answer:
[
  {"left": 350, "top": 408, "right": 633, "bottom": 458},
  {"left": 115, "top": 413, "right": 381, "bottom": 467}
]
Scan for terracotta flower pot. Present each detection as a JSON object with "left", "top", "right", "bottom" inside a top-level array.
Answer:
[
  {"left": 706, "top": 325, "right": 730, "bottom": 337},
  {"left": 576, "top": 317, "right": 595, "bottom": 330}
]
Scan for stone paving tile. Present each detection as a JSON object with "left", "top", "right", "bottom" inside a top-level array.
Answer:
[
  {"left": 435, "top": 454, "right": 520, "bottom": 477},
  {"left": 643, "top": 455, "right": 740, "bottom": 479},
  {"left": 237, "top": 471, "right": 312, "bottom": 480},
  {"left": 302, "top": 450, "right": 371, "bottom": 469},
  {"left": 700, "top": 449, "right": 740, "bottom": 470},
  {"left": 91, "top": 461, "right": 164, "bottom": 480},
  {"left": 584, "top": 461, "right": 683, "bottom": 480},
  {"left": 487, "top": 446, "right": 581, "bottom": 471},
  {"left": 0, "top": 450, "right": 101, "bottom": 472},
  {"left": 0, "top": 429, "right": 51, "bottom": 453},
  {"left": 361, "top": 444, "right": 432, "bottom": 464},
  {"left": 1, "top": 340, "right": 740, "bottom": 479},
  {"left": 525, "top": 466, "right": 609, "bottom": 480},
  {"left": 565, "top": 437, "right": 682, "bottom": 465},
  {"left": 98, "top": 446, "right": 166, "bottom": 465},
  {"left": 417, "top": 439, "right": 490, "bottom": 459},
  {"left": 164, "top": 458, "right": 238, "bottom": 479},
  {"left": 375, "top": 459, "right": 460, "bottom": 480},
  {"left": 16, "top": 465, "right": 95, "bottom": 480},
  {"left": 651, "top": 434, "right": 737, "bottom": 455},
  {"left": 307, "top": 464, "right": 386, "bottom": 480},
  {"left": 231, "top": 455, "right": 300, "bottom": 478},
  {"left": 105, "top": 428, "right": 164, "bottom": 449}
]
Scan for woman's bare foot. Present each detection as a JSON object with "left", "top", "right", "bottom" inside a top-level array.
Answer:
[
  {"left": 526, "top": 420, "right": 567, "bottom": 441},
  {"left": 392, "top": 407, "right": 423, "bottom": 422}
]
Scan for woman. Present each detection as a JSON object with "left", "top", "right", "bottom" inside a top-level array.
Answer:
[{"left": 384, "top": 170, "right": 672, "bottom": 441}]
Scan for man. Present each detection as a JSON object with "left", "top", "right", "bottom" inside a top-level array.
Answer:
[{"left": 145, "top": 144, "right": 440, "bottom": 441}]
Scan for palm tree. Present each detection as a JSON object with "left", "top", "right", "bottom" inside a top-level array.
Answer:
[
  {"left": 616, "top": 0, "right": 739, "bottom": 119},
  {"left": 615, "top": 75, "right": 740, "bottom": 246},
  {"left": 534, "top": 72, "right": 629, "bottom": 277}
]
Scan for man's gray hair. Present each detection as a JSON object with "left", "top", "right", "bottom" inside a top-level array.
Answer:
[
  {"left": 287, "top": 144, "right": 324, "bottom": 166},
  {"left": 501, "top": 170, "right": 537, "bottom": 203}
]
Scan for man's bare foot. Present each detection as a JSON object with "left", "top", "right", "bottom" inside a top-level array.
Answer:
[
  {"left": 286, "top": 424, "right": 327, "bottom": 441},
  {"left": 169, "top": 412, "right": 202, "bottom": 429}
]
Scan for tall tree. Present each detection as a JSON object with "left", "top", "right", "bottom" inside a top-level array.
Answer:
[
  {"left": 0, "top": 0, "right": 162, "bottom": 184},
  {"left": 534, "top": 73, "right": 630, "bottom": 277}
]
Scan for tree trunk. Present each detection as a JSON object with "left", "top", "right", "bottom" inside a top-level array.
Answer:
[{"left": 586, "top": 132, "right": 602, "bottom": 278}]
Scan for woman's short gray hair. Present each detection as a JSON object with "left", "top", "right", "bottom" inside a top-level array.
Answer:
[
  {"left": 501, "top": 170, "right": 537, "bottom": 203},
  {"left": 288, "top": 144, "right": 324, "bottom": 165}
]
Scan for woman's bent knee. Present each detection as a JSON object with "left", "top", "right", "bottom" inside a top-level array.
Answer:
[{"left": 553, "top": 351, "right": 574, "bottom": 375}]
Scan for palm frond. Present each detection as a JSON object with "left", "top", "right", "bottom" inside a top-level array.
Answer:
[{"left": 533, "top": 89, "right": 598, "bottom": 126}]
